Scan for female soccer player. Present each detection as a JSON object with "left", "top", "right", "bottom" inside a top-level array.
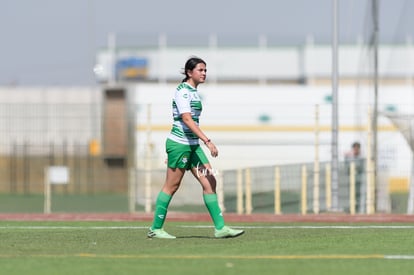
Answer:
[{"left": 147, "top": 57, "right": 244, "bottom": 239}]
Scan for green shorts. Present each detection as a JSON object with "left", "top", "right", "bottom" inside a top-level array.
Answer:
[{"left": 166, "top": 139, "right": 209, "bottom": 170}]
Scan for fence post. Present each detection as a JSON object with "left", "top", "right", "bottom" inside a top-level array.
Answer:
[
  {"left": 350, "top": 162, "right": 356, "bottom": 215},
  {"left": 237, "top": 169, "right": 244, "bottom": 214},
  {"left": 23, "top": 141, "right": 30, "bottom": 195},
  {"left": 10, "top": 142, "right": 17, "bottom": 193},
  {"left": 128, "top": 169, "right": 137, "bottom": 213},
  {"left": 313, "top": 104, "right": 320, "bottom": 214},
  {"left": 144, "top": 104, "right": 152, "bottom": 213},
  {"left": 44, "top": 168, "right": 51, "bottom": 214},
  {"left": 325, "top": 163, "right": 332, "bottom": 210},
  {"left": 301, "top": 165, "right": 307, "bottom": 215},
  {"left": 366, "top": 109, "right": 375, "bottom": 214},
  {"left": 245, "top": 168, "right": 252, "bottom": 214},
  {"left": 274, "top": 166, "right": 281, "bottom": 214},
  {"left": 217, "top": 172, "right": 225, "bottom": 212}
]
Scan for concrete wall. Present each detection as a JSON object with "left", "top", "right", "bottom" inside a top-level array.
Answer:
[{"left": 133, "top": 83, "right": 413, "bottom": 179}]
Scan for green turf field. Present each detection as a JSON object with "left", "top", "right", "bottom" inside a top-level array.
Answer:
[{"left": 1, "top": 221, "right": 414, "bottom": 275}]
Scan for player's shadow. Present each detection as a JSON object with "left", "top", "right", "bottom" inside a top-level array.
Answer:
[{"left": 176, "top": 236, "right": 215, "bottom": 239}]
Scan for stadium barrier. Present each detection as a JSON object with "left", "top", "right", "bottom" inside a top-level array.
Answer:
[{"left": 217, "top": 161, "right": 368, "bottom": 215}]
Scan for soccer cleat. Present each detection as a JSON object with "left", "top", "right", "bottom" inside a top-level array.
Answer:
[
  {"left": 147, "top": 228, "right": 176, "bottom": 239},
  {"left": 214, "top": 226, "right": 244, "bottom": 238}
]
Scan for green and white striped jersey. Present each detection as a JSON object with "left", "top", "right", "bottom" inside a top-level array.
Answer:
[{"left": 168, "top": 82, "right": 202, "bottom": 145}]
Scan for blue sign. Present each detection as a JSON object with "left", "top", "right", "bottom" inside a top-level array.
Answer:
[{"left": 116, "top": 57, "right": 148, "bottom": 80}]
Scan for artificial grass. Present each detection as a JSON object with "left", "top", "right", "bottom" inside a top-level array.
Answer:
[{"left": 0, "top": 221, "right": 413, "bottom": 274}]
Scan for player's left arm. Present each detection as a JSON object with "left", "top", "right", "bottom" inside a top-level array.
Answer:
[{"left": 181, "top": 113, "right": 218, "bottom": 157}]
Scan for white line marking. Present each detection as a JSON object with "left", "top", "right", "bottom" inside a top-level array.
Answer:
[
  {"left": 384, "top": 255, "right": 414, "bottom": 260},
  {"left": 180, "top": 225, "right": 414, "bottom": 229},
  {"left": 1, "top": 225, "right": 414, "bottom": 230},
  {"left": 0, "top": 226, "right": 148, "bottom": 230},
  {"left": 1, "top": 253, "right": 414, "bottom": 260}
]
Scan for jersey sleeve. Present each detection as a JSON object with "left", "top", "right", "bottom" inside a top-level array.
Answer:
[{"left": 174, "top": 88, "right": 191, "bottom": 114}]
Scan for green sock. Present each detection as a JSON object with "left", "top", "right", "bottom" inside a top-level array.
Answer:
[
  {"left": 151, "top": 191, "right": 172, "bottom": 229},
  {"left": 203, "top": 193, "right": 225, "bottom": 230}
]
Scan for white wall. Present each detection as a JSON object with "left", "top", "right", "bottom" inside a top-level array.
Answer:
[
  {"left": 133, "top": 83, "right": 414, "bottom": 179},
  {"left": 0, "top": 87, "right": 101, "bottom": 153}
]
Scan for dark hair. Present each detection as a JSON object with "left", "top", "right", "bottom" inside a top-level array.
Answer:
[
  {"left": 181, "top": 56, "right": 206, "bottom": 82},
  {"left": 352, "top": 142, "right": 361, "bottom": 148}
]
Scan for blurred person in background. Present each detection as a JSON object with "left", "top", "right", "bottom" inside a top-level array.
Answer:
[{"left": 345, "top": 141, "right": 365, "bottom": 213}]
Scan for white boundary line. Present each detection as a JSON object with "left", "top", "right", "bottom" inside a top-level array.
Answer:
[
  {"left": 0, "top": 253, "right": 413, "bottom": 260},
  {"left": 384, "top": 255, "right": 414, "bottom": 260},
  {"left": 180, "top": 225, "right": 414, "bottom": 229},
  {"left": 1, "top": 225, "right": 414, "bottom": 230},
  {"left": 0, "top": 226, "right": 149, "bottom": 230}
]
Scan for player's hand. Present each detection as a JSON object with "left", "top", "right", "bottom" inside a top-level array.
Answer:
[{"left": 206, "top": 141, "right": 218, "bottom": 157}]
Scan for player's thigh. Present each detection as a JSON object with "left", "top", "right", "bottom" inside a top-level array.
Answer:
[{"left": 166, "top": 139, "right": 192, "bottom": 169}]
